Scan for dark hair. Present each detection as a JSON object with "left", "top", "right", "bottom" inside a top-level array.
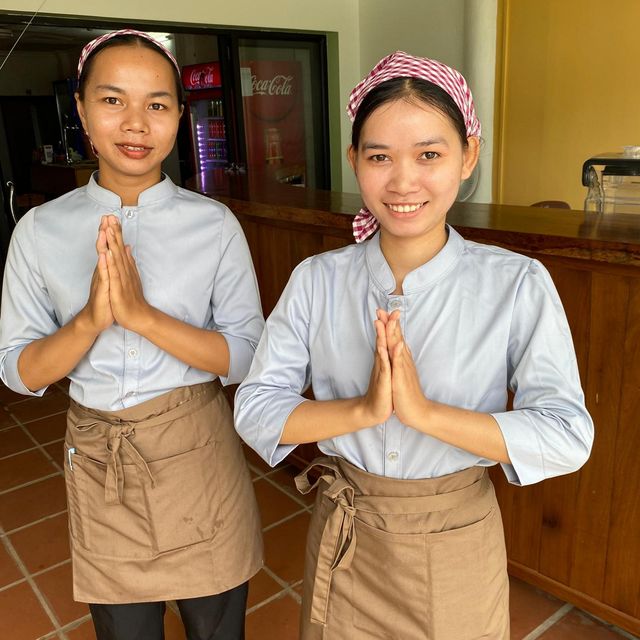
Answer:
[
  {"left": 77, "top": 34, "right": 183, "bottom": 103},
  {"left": 351, "top": 77, "right": 467, "bottom": 149}
]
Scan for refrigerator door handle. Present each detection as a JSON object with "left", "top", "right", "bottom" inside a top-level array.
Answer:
[{"left": 6, "top": 181, "right": 17, "bottom": 225}]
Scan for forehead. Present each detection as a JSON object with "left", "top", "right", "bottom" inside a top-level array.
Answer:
[
  {"left": 360, "top": 98, "right": 458, "bottom": 141},
  {"left": 87, "top": 44, "right": 176, "bottom": 86}
]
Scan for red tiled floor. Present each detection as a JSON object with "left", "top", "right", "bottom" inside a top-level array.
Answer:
[
  {"left": 246, "top": 592, "right": 300, "bottom": 640},
  {"left": 0, "top": 426, "right": 33, "bottom": 457},
  {"left": 24, "top": 411, "right": 67, "bottom": 444},
  {"left": 263, "top": 511, "right": 310, "bottom": 584},
  {"left": 0, "top": 408, "right": 17, "bottom": 429},
  {"left": 34, "top": 561, "right": 89, "bottom": 626},
  {"left": 8, "top": 390, "right": 70, "bottom": 423},
  {"left": 44, "top": 440, "right": 65, "bottom": 468},
  {"left": 243, "top": 445, "right": 273, "bottom": 474},
  {"left": 509, "top": 575, "right": 566, "bottom": 637},
  {"left": 253, "top": 478, "right": 304, "bottom": 528},
  {"left": 0, "top": 540, "right": 22, "bottom": 587},
  {"left": 538, "top": 608, "right": 634, "bottom": 639},
  {"left": 0, "top": 475, "right": 66, "bottom": 531},
  {"left": 0, "top": 581, "right": 55, "bottom": 638},
  {"left": 0, "top": 448, "right": 58, "bottom": 491},
  {"left": 267, "top": 465, "right": 317, "bottom": 506},
  {"left": 0, "top": 383, "right": 25, "bottom": 405},
  {"left": 248, "top": 569, "right": 284, "bottom": 608},
  {"left": 10, "top": 512, "right": 70, "bottom": 573},
  {"left": 66, "top": 618, "right": 96, "bottom": 640}
]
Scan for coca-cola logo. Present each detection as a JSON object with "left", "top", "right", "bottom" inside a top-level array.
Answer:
[
  {"left": 182, "top": 63, "right": 221, "bottom": 90},
  {"left": 251, "top": 74, "right": 293, "bottom": 96}
]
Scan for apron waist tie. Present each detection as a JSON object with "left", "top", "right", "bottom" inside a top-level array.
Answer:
[
  {"left": 295, "top": 458, "right": 490, "bottom": 627},
  {"left": 76, "top": 419, "right": 156, "bottom": 505}
]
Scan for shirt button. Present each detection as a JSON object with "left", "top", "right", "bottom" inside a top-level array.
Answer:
[
  {"left": 127, "top": 348, "right": 138, "bottom": 358},
  {"left": 387, "top": 451, "right": 399, "bottom": 461},
  {"left": 389, "top": 299, "right": 402, "bottom": 310},
  {"left": 125, "top": 210, "right": 135, "bottom": 219}
]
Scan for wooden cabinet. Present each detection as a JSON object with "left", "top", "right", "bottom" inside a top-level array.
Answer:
[
  {"left": 189, "top": 174, "right": 640, "bottom": 635},
  {"left": 31, "top": 162, "right": 97, "bottom": 200}
]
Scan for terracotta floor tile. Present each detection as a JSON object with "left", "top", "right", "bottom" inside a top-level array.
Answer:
[
  {"left": 0, "top": 448, "right": 58, "bottom": 491},
  {"left": 538, "top": 608, "right": 632, "bottom": 639},
  {"left": 0, "top": 426, "right": 33, "bottom": 458},
  {"left": 0, "top": 581, "right": 55, "bottom": 638},
  {"left": 0, "top": 408, "right": 17, "bottom": 429},
  {"left": 0, "top": 383, "right": 25, "bottom": 406},
  {"left": 243, "top": 445, "right": 273, "bottom": 474},
  {"left": 25, "top": 412, "right": 68, "bottom": 444},
  {"left": 165, "top": 608, "right": 187, "bottom": 640},
  {"left": 509, "top": 576, "right": 566, "bottom": 638},
  {"left": 34, "top": 561, "right": 89, "bottom": 626},
  {"left": 0, "top": 540, "right": 23, "bottom": 587},
  {"left": 66, "top": 618, "right": 96, "bottom": 640},
  {"left": 0, "top": 475, "right": 67, "bottom": 532},
  {"left": 267, "top": 465, "right": 317, "bottom": 506},
  {"left": 9, "top": 390, "right": 70, "bottom": 423},
  {"left": 44, "top": 440, "right": 65, "bottom": 468},
  {"left": 10, "top": 513, "right": 70, "bottom": 573},
  {"left": 246, "top": 593, "right": 300, "bottom": 640},
  {"left": 248, "top": 569, "right": 284, "bottom": 608},
  {"left": 253, "top": 479, "right": 304, "bottom": 528},
  {"left": 263, "top": 512, "right": 310, "bottom": 584}
]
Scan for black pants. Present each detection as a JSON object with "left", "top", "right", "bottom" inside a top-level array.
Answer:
[{"left": 89, "top": 582, "right": 248, "bottom": 640}]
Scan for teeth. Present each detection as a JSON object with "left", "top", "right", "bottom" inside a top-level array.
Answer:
[
  {"left": 387, "top": 203, "right": 424, "bottom": 213},
  {"left": 123, "top": 145, "right": 145, "bottom": 151}
]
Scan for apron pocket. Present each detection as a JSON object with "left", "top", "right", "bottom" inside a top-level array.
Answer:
[
  {"left": 146, "top": 441, "right": 218, "bottom": 554},
  {"left": 63, "top": 443, "right": 86, "bottom": 548},
  {"left": 71, "top": 450, "right": 153, "bottom": 559},
  {"left": 350, "top": 518, "right": 428, "bottom": 638},
  {"left": 426, "top": 506, "right": 509, "bottom": 638}
]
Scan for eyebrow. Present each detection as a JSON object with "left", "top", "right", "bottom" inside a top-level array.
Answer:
[
  {"left": 94, "top": 85, "right": 174, "bottom": 99},
  {"left": 361, "top": 137, "right": 449, "bottom": 150}
]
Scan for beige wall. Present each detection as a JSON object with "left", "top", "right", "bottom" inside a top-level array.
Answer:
[{"left": 496, "top": 0, "right": 640, "bottom": 209}]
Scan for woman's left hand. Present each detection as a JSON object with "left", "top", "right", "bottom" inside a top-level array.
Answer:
[
  {"left": 386, "top": 313, "right": 431, "bottom": 429},
  {"left": 104, "top": 215, "right": 153, "bottom": 332}
]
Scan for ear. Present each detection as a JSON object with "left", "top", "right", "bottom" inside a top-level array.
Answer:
[
  {"left": 179, "top": 103, "right": 185, "bottom": 118},
  {"left": 347, "top": 144, "right": 357, "bottom": 174},
  {"left": 75, "top": 92, "right": 88, "bottom": 133},
  {"left": 461, "top": 136, "right": 480, "bottom": 180}
]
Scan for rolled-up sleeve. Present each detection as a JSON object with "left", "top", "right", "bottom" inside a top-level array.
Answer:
[
  {"left": 492, "top": 260, "right": 594, "bottom": 486},
  {"left": 234, "top": 258, "right": 314, "bottom": 466},
  {"left": 210, "top": 210, "right": 264, "bottom": 385},
  {"left": 0, "top": 211, "right": 57, "bottom": 396}
]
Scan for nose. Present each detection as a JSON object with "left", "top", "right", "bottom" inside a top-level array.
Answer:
[
  {"left": 386, "top": 159, "right": 420, "bottom": 195},
  {"left": 121, "top": 103, "right": 149, "bottom": 134}
]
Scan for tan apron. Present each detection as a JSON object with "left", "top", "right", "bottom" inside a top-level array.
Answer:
[
  {"left": 63, "top": 381, "right": 263, "bottom": 604},
  {"left": 297, "top": 457, "right": 509, "bottom": 640}
]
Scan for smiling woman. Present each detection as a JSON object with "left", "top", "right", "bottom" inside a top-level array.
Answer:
[{"left": 0, "top": 29, "right": 264, "bottom": 640}]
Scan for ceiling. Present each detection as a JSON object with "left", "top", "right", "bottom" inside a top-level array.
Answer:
[{"left": 0, "top": 24, "right": 111, "bottom": 54}]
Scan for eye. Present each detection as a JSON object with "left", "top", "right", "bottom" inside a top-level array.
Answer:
[
  {"left": 420, "top": 151, "right": 439, "bottom": 160},
  {"left": 104, "top": 96, "right": 120, "bottom": 105},
  {"left": 368, "top": 154, "right": 389, "bottom": 162},
  {"left": 149, "top": 103, "right": 167, "bottom": 111}
]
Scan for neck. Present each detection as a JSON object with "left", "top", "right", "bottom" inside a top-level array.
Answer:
[
  {"left": 96, "top": 167, "right": 163, "bottom": 206},
  {"left": 379, "top": 225, "right": 448, "bottom": 294}
]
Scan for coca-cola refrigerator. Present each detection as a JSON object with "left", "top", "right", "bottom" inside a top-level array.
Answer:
[
  {"left": 182, "top": 62, "right": 228, "bottom": 174},
  {"left": 240, "top": 60, "right": 306, "bottom": 186}
]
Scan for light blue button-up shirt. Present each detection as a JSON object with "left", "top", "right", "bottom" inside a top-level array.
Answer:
[
  {"left": 0, "top": 174, "right": 264, "bottom": 411},
  {"left": 235, "top": 226, "right": 593, "bottom": 486}
]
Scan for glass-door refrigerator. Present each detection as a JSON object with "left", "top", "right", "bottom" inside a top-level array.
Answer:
[{"left": 181, "top": 62, "right": 228, "bottom": 174}]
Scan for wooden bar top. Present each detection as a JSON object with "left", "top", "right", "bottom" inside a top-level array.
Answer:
[{"left": 186, "top": 170, "right": 640, "bottom": 267}]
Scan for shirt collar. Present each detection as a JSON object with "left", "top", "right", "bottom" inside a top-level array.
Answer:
[
  {"left": 85, "top": 171, "right": 178, "bottom": 208},
  {"left": 364, "top": 224, "right": 465, "bottom": 294}
]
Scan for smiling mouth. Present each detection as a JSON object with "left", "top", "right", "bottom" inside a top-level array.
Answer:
[
  {"left": 385, "top": 202, "right": 426, "bottom": 213},
  {"left": 118, "top": 144, "right": 151, "bottom": 152}
]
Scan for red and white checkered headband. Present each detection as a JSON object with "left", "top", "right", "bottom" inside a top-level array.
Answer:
[
  {"left": 77, "top": 29, "right": 180, "bottom": 81},
  {"left": 349, "top": 51, "right": 481, "bottom": 242}
]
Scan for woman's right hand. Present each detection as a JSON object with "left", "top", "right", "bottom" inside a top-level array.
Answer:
[
  {"left": 77, "top": 217, "right": 113, "bottom": 335},
  {"left": 358, "top": 309, "right": 393, "bottom": 425}
]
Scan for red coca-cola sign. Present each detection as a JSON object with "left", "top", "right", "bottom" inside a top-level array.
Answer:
[
  {"left": 244, "top": 60, "right": 299, "bottom": 122},
  {"left": 182, "top": 62, "right": 222, "bottom": 91}
]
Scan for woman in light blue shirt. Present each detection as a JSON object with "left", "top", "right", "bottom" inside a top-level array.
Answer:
[
  {"left": 235, "top": 52, "right": 593, "bottom": 638},
  {"left": 0, "top": 30, "right": 263, "bottom": 640}
]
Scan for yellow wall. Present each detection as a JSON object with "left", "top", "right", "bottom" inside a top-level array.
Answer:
[{"left": 495, "top": 0, "right": 640, "bottom": 209}]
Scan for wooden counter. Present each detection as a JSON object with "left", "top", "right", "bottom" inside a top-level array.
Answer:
[
  {"left": 187, "top": 172, "right": 640, "bottom": 635},
  {"left": 31, "top": 162, "right": 97, "bottom": 199}
]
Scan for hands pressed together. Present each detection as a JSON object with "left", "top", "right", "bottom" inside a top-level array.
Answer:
[
  {"left": 361, "top": 309, "right": 430, "bottom": 428},
  {"left": 82, "top": 215, "right": 151, "bottom": 336}
]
